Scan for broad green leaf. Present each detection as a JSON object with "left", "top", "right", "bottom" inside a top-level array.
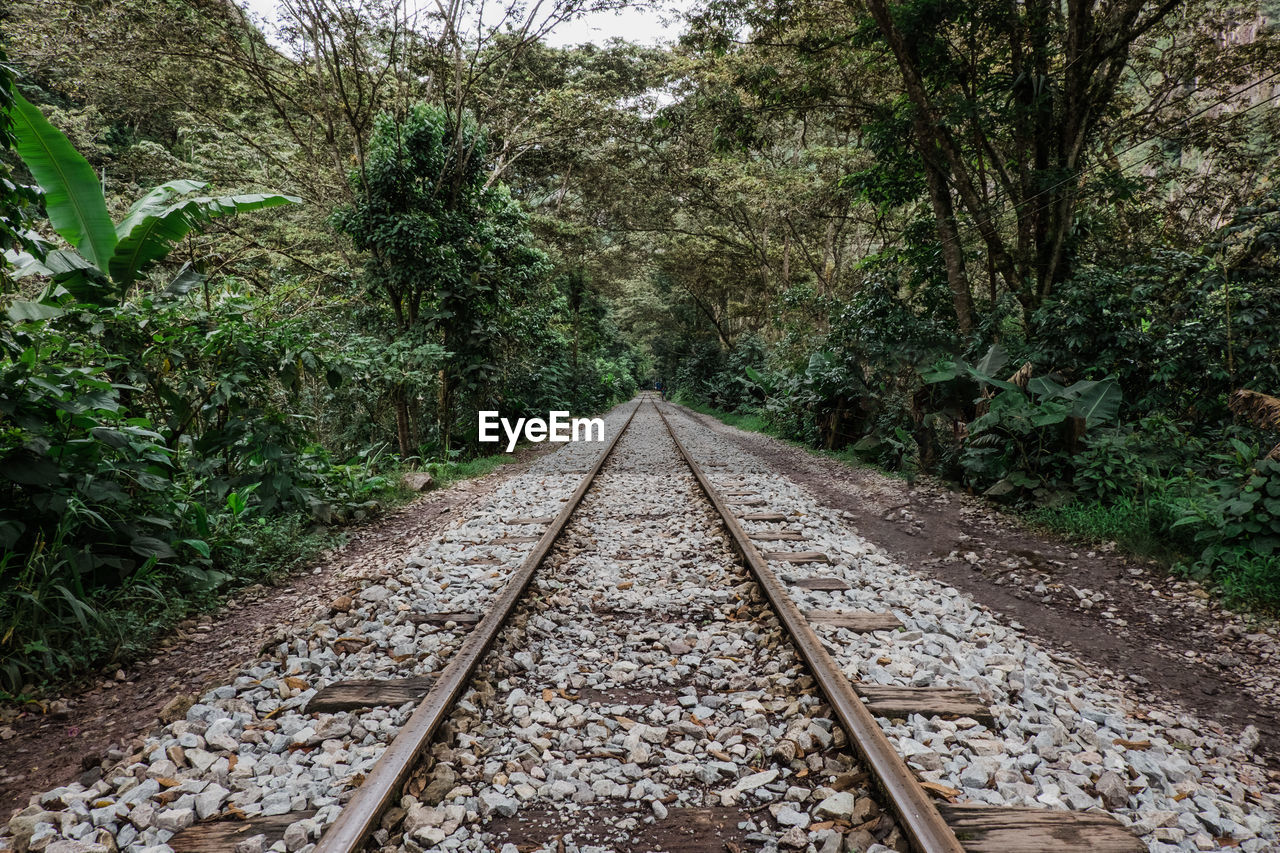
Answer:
[
  {"left": 109, "top": 191, "right": 302, "bottom": 286},
  {"left": 1228, "top": 496, "right": 1259, "bottom": 515},
  {"left": 1229, "top": 437, "right": 1253, "bottom": 460},
  {"left": 41, "top": 248, "right": 96, "bottom": 276},
  {"left": 6, "top": 299, "right": 63, "bottom": 322},
  {"left": 1063, "top": 378, "right": 1122, "bottom": 428},
  {"left": 1030, "top": 406, "right": 1068, "bottom": 427},
  {"left": 984, "top": 477, "right": 1019, "bottom": 497},
  {"left": 807, "top": 350, "right": 836, "bottom": 373},
  {"left": 973, "top": 344, "right": 1009, "bottom": 380},
  {"left": 965, "top": 367, "right": 1022, "bottom": 393},
  {"left": 921, "top": 358, "right": 965, "bottom": 383},
  {"left": 55, "top": 268, "right": 113, "bottom": 303},
  {"left": 0, "top": 520, "right": 24, "bottom": 550},
  {"left": 4, "top": 249, "right": 51, "bottom": 278},
  {"left": 1026, "top": 376, "right": 1066, "bottom": 399},
  {"left": 130, "top": 536, "right": 175, "bottom": 559},
  {"left": 164, "top": 262, "right": 204, "bottom": 297},
  {"left": 8, "top": 92, "right": 117, "bottom": 269},
  {"left": 179, "top": 538, "right": 212, "bottom": 559},
  {"left": 89, "top": 427, "right": 129, "bottom": 449},
  {"left": 4, "top": 246, "right": 94, "bottom": 280},
  {"left": 114, "top": 180, "right": 207, "bottom": 242}
]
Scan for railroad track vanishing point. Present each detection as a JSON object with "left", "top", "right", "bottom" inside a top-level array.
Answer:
[{"left": 3, "top": 395, "right": 1276, "bottom": 853}]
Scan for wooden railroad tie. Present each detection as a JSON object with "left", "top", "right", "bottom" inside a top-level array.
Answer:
[
  {"left": 937, "top": 803, "right": 1144, "bottom": 853},
  {"left": 856, "top": 685, "right": 994, "bottom": 726},
  {"left": 487, "top": 535, "right": 542, "bottom": 545},
  {"left": 721, "top": 490, "right": 756, "bottom": 496},
  {"left": 749, "top": 530, "right": 806, "bottom": 541},
  {"left": 169, "top": 810, "right": 318, "bottom": 853},
  {"left": 764, "top": 550, "right": 831, "bottom": 563},
  {"left": 406, "top": 611, "right": 482, "bottom": 627},
  {"left": 305, "top": 676, "right": 439, "bottom": 714},
  {"left": 788, "top": 577, "right": 852, "bottom": 591},
  {"left": 502, "top": 516, "right": 554, "bottom": 525},
  {"left": 805, "top": 609, "right": 902, "bottom": 632},
  {"left": 739, "top": 512, "right": 788, "bottom": 522},
  {"left": 731, "top": 497, "right": 767, "bottom": 506}
]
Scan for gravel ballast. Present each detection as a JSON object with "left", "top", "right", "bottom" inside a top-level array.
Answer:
[
  {"left": 5, "top": 397, "right": 1276, "bottom": 853},
  {"left": 2, "top": 405, "right": 634, "bottom": 853},
  {"left": 661, "top": 403, "right": 1280, "bottom": 853},
  {"left": 376, "top": 402, "right": 896, "bottom": 853}
]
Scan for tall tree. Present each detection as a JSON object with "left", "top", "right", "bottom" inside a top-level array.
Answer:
[
  {"left": 335, "top": 103, "right": 548, "bottom": 454},
  {"left": 861, "top": 0, "right": 1205, "bottom": 316}
]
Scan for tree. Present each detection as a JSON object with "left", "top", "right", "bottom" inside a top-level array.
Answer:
[
  {"left": 334, "top": 103, "right": 548, "bottom": 454},
  {"left": 4, "top": 92, "right": 300, "bottom": 305},
  {"left": 861, "top": 0, "right": 1214, "bottom": 317}
]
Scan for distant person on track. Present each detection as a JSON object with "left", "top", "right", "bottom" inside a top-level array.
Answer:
[{"left": 655, "top": 380, "right": 665, "bottom": 400}]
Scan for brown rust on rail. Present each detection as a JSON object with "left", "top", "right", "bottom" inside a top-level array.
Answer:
[
  {"left": 653, "top": 401, "right": 967, "bottom": 853},
  {"left": 313, "top": 401, "right": 641, "bottom": 853}
]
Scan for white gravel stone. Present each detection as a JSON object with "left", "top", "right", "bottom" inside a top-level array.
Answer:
[{"left": 661, "top": 405, "right": 1280, "bottom": 853}]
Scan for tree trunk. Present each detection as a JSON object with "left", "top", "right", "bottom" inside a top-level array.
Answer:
[
  {"left": 393, "top": 384, "right": 412, "bottom": 457},
  {"left": 920, "top": 149, "right": 974, "bottom": 335},
  {"left": 437, "top": 368, "right": 450, "bottom": 453}
]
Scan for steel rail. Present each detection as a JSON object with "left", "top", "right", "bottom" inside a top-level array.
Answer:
[
  {"left": 314, "top": 400, "right": 642, "bottom": 853},
  {"left": 654, "top": 401, "right": 966, "bottom": 853}
]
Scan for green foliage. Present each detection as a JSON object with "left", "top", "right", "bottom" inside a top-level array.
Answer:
[
  {"left": 108, "top": 181, "right": 301, "bottom": 289},
  {"left": 5, "top": 91, "right": 300, "bottom": 304},
  {"left": 1032, "top": 247, "right": 1280, "bottom": 423},
  {"left": 0, "top": 88, "right": 642, "bottom": 689},
  {"left": 918, "top": 345, "right": 1124, "bottom": 498},
  {"left": 334, "top": 103, "right": 639, "bottom": 454},
  {"left": 8, "top": 90, "right": 118, "bottom": 270},
  {"left": 0, "top": 289, "right": 410, "bottom": 691},
  {"left": 0, "top": 59, "right": 45, "bottom": 286},
  {"left": 1176, "top": 455, "right": 1280, "bottom": 563}
]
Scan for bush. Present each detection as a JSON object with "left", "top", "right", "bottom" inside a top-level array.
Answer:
[
  {"left": 0, "top": 294, "right": 403, "bottom": 693},
  {"left": 1175, "top": 452, "right": 1280, "bottom": 572}
]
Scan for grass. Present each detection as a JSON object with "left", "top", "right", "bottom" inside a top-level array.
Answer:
[
  {"left": 1024, "top": 497, "right": 1175, "bottom": 560},
  {"left": 677, "top": 397, "right": 775, "bottom": 435},
  {"left": 424, "top": 453, "right": 515, "bottom": 490},
  {"left": 678, "top": 397, "right": 908, "bottom": 477}
]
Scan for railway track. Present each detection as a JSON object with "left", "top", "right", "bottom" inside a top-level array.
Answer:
[
  {"left": 6, "top": 395, "right": 1275, "bottom": 853},
  {"left": 303, "top": 396, "right": 1140, "bottom": 853}
]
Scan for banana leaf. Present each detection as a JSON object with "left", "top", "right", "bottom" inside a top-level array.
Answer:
[
  {"left": 109, "top": 190, "right": 302, "bottom": 286},
  {"left": 8, "top": 92, "right": 117, "bottom": 269}
]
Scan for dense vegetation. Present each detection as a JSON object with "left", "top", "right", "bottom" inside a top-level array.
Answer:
[
  {"left": 636, "top": 0, "right": 1280, "bottom": 610},
  {"left": 0, "top": 1, "right": 642, "bottom": 692},
  {"left": 3, "top": 0, "right": 1279, "bottom": 691}
]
